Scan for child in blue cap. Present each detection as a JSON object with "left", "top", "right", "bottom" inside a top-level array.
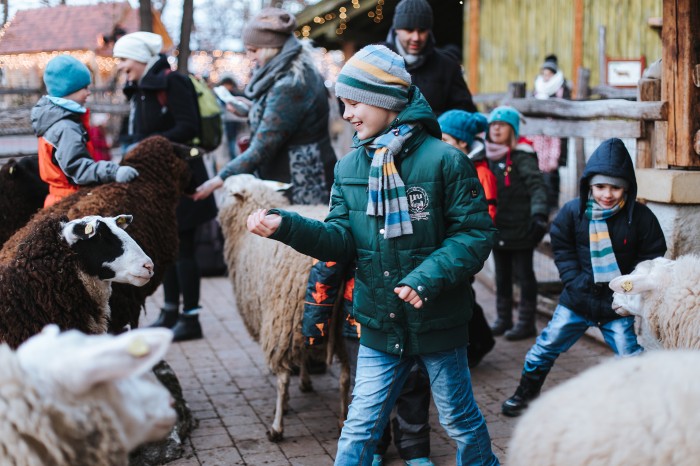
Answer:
[
  {"left": 31, "top": 55, "right": 138, "bottom": 206},
  {"left": 485, "top": 106, "right": 548, "bottom": 341}
]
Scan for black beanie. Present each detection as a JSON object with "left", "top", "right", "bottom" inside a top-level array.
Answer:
[
  {"left": 541, "top": 54, "right": 558, "bottom": 73},
  {"left": 393, "top": 0, "right": 433, "bottom": 30}
]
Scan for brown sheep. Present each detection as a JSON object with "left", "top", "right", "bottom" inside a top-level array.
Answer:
[
  {"left": 0, "top": 156, "right": 48, "bottom": 247},
  {"left": 0, "top": 136, "right": 197, "bottom": 332}
]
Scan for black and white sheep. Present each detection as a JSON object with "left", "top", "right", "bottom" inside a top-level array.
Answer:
[
  {"left": 0, "top": 136, "right": 198, "bottom": 332},
  {"left": 217, "top": 174, "right": 350, "bottom": 442},
  {"left": 507, "top": 349, "right": 700, "bottom": 466},
  {"left": 0, "top": 213, "right": 153, "bottom": 348},
  {"left": 0, "top": 156, "right": 48, "bottom": 247},
  {"left": 610, "top": 254, "right": 700, "bottom": 350},
  {"left": 1, "top": 324, "right": 176, "bottom": 465}
]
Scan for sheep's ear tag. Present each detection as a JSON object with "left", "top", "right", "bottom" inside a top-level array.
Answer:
[
  {"left": 8, "top": 166, "right": 14, "bottom": 175},
  {"left": 84, "top": 223, "right": 94, "bottom": 236},
  {"left": 189, "top": 148, "right": 199, "bottom": 157},
  {"left": 127, "top": 336, "right": 150, "bottom": 358},
  {"left": 621, "top": 280, "right": 633, "bottom": 293},
  {"left": 116, "top": 216, "right": 128, "bottom": 226}
]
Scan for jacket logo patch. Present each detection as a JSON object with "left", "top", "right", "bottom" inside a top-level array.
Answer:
[{"left": 407, "top": 186, "right": 430, "bottom": 221}]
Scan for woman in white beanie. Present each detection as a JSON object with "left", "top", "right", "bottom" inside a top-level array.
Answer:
[
  {"left": 192, "top": 7, "right": 336, "bottom": 206},
  {"left": 113, "top": 31, "right": 218, "bottom": 342}
]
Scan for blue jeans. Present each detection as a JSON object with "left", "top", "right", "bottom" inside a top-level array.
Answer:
[
  {"left": 523, "top": 304, "right": 642, "bottom": 374},
  {"left": 336, "top": 345, "right": 499, "bottom": 466}
]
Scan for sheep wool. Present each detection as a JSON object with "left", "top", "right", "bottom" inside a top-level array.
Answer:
[
  {"left": 217, "top": 174, "right": 350, "bottom": 441},
  {"left": 508, "top": 350, "right": 700, "bottom": 466},
  {"left": 0, "top": 156, "right": 48, "bottom": 248},
  {"left": 0, "top": 325, "right": 176, "bottom": 466},
  {"left": 0, "top": 136, "right": 193, "bottom": 332},
  {"left": 610, "top": 254, "right": 700, "bottom": 350}
]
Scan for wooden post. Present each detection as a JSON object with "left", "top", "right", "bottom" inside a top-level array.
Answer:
[
  {"left": 572, "top": 0, "right": 584, "bottom": 97},
  {"left": 467, "top": 0, "right": 480, "bottom": 94},
  {"left": 576, "top": 67, "right": 591, "bottom": 100},
  {"left": 636, "top": 78, "right": 662, "bottom": 168},
  {"left": 598, "top": 26, "right": 606, "bottom": 85},
  {"left": 507, "top": 82, "right": 526, "bottom": 98},
  {"left": 662, "top": 0, "right": 700, "bottom": 167}
]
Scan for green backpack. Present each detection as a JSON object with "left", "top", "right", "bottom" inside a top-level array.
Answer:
[
  {"left": 187, "top": 75, "right": 223, "bottom": 151},
  {"left": 158, "top": 72, "right": 223, "bottom": 151}
]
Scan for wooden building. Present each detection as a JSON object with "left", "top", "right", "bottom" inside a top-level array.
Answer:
[{"left": 0, "top": 2, "right": 171, "bottom": 96}]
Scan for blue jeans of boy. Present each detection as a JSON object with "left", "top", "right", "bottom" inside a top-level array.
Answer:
[
  {"left": 335, "top": 344, "right": 499, "bottom": 466},
  {"left": 523, "top": 304, "right": 642, "bottom": 375}
]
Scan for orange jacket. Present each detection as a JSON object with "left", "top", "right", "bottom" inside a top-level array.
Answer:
[{"left": 474, "top": 159, "right": 497, "bottom": 222}]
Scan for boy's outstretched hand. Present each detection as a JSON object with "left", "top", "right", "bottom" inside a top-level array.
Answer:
[
  {"left": 247, "top": 209, "right": 281, "bottom": 237},
  {"left": 394, "top": 286, "right": 423, "bottom": 309}
]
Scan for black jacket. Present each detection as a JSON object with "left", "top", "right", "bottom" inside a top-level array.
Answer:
[
  {"left": 123, "top": 54, "right": 216, "bottom": 231},
  {"left": 550, "top": 138, "right": 667, "bottom": 323},
  {"left": 382, "top": 31, "right": 476, "bottom": 115}
]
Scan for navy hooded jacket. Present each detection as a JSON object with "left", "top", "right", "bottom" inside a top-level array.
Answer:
[{"left": 549, "top": 138, "right": 667, "bottom": 323}]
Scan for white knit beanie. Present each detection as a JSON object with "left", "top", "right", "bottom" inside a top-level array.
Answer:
[{"left": 113, "top": 32, "right": 163, "bottom": 63}]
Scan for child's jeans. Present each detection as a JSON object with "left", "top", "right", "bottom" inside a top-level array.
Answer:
[
  {"left": 523, "top": 304, "right": 642, "bottom": 375},
  {"left": 335, "top": 344, "right": 499, "bottom": 466}
]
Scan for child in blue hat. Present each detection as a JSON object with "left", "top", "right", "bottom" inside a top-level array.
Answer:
[
  {"left": 485, "top": 106, "right": 548, "bottom": 341},
  {"left": 31, "top": 55, "right": 138, "bottom": 206}
]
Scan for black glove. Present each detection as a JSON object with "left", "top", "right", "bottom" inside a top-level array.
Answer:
[{"left": 529, "top": 214, "right": 549, "bottom": 244}]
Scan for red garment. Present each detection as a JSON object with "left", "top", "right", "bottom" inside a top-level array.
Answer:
[
  {"left": 474, "top": 159, "right": 497, "bottom": 222},
  {"left": 87, "top": 125, "right": 111, "bottom": 161}
]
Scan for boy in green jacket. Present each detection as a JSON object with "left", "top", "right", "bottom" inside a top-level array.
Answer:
[{"left": 247, "top": 44, "right": 499, "bottom": 466}]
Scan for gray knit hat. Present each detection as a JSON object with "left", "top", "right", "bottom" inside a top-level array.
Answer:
[
  {"left": 589, "top": 174, "right": 629, "bottom": 190},
  {"left": 242, "top": 8, "right": 296, "bottom": 49},
  {"left": 335, "top": 45, "right": 411, "bottom": 111},
  {"left": 393, "top": 0, "right": 433, "bottom": 30}
]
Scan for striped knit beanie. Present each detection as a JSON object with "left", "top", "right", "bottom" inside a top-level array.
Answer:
[{"left": 335, "top": 45, "right": 411, "bottom": 111}]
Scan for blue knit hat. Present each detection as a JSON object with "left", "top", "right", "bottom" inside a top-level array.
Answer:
[
  {"left": 438, "top": 110, "right": 488, "bottom": 147},
  {"left": 335, "top": 45, "right": 411, "bottom": 111},
  {"left": 43, "top": 55, "right": 92, "bottom": 98},
  {"left": 488, "top": 106, "right": 521, "bottom": 138}
]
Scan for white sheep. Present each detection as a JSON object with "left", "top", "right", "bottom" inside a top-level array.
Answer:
[
  {"left": 507, "top": 349, "right": 700, "bottom": 466},
  {"left": 0, "top": 324, "right": 176, "bottom": 466},
  {"left": 610, "top": 254, "right": 700, "bottom": 350},
  {"left": 217, "top": 174, "right": 350, "bottom": 442}
]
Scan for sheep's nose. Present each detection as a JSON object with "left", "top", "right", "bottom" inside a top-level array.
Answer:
[{"left": 143, "top": 261, "right": 155, "bottom": 276}]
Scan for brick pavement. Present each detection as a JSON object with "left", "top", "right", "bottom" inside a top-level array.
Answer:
[{"left": 143, "top": 275, "right": 613, "bottom": 466}]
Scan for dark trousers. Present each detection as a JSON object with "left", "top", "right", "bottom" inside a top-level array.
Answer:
[
  {"left": 163, "top": 228, "right": 201, "bottom": 311},
  {"left": 493, "top": 248, "right": 537, "bottom": 303}
]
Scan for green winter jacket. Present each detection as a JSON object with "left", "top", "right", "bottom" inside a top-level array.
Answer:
[{"left": 269, "top": 88, "right": 495, "bottom": 356}]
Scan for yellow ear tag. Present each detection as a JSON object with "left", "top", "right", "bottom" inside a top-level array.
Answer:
[
  {"left": 127, "top": 337, "right": 150, "bottom": 357},
  {"left": 116, "top": 217, "right": 127, "bottom": 226},
  {"left": 84, "top": 223, "right": 94, "bottom": 235},
  {"left": 189, "top": 148, "right": 199, "bottom": 157},
  {"left": 621, "top": 280, "right": 633, "bottom": 293},
  {"left": 9, "top": 167, "right": 14, "bottom": 175}
]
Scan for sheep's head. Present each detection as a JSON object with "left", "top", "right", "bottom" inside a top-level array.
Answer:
[
  {"left": 609, "top": 257, "right": 674, "bottom": 317},
  {"left": 61, "top": 214, "right": 155, "bottom": 286},
  {"left": 221, "top": 174, "right": 291, "bottom": 210},
  {"left": 16, "top": 325, "right": 177, "bottom": 451}
]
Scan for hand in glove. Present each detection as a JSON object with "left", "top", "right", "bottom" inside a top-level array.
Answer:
[
  {"left": 529, "top": 213, "right": 549, "bottom": 244},
  {"left": 115, "top": 166, "right": 139, "bottom": 183}
]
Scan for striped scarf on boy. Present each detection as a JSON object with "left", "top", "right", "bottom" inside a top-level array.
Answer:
[
  {"left": 366, "top": 124, "right": 416, "bottom": 239},
  {"left": 585, "top": 195, "right": 626, "bottom": 283}
]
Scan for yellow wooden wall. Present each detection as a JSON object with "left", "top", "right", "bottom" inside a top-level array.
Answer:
[{"left": 465, "top": 0, "right": 662, "bottom": 93}]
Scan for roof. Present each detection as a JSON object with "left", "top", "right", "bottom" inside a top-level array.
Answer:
[{"left": 0, "top": 2, "right": 172, "bottom": 55}]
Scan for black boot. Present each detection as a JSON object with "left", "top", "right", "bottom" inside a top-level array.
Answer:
[
  {"left": 490, "top": 297, "right": 513, "bottom": 336},
  {"left": 501, "top": 369, "right": 549, "bottom": 417},
  {"left": 468, "top": 302, "right": 495, "bottom": 368},
  {"left": 505, "top": 300, "right": 537, "bottom": 341},
  {"left": 172, "top": 313, "right": 203, "bottom": 342},
  {"left": 148, "top": 309, "right": 179, "bottom": 329}
]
